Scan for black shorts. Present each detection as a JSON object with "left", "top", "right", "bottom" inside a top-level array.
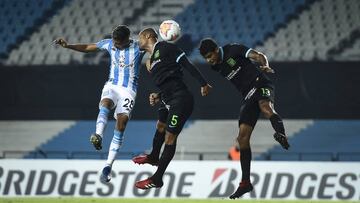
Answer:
[
  {"left": 158, "top": 91, "right": 194, "bottom": 135},
  {"left": 238, "top": 85, "right": 275, "bottom": 127},
  {"left": 158, "top": 103, "right": 168, "bottom": 124}
]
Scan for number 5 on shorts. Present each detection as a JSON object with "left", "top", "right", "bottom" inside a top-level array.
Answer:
[{"left": 171, "top": 115, "right": 178, "bottom": 126}]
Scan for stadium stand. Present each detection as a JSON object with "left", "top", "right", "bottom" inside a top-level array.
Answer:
[
  {"left": 176, "top": 120, "right": 313, "bottom": 160},
  {"left": 0, "top": 121, "right": 75, "bottom": 158},
  {"left": 127, "top": 0, "right": 194, "bottom": 36},
  {"left": 5, "top": 0, "right": 146, "bottom": 65},
  {"left": 265, "top": 120, "right": 360, "bottom": 161},
  {"left": 257, "top": 0, "right": 360, "bottom": 61},
  {"left": 0, "top": 0, "right": 57, "bottom": 58},
  {"left": 4, "top": 0, "right": 193, "bottom": 65},
  {"left": 331, "top": 28, "right": 360, "bottom": 61},
  {"left": 24, "top": 121, "right": 156, "bottom": 159},
  {"left": 1, "top": 120, "right": 326, "bottom": 161},
  {"left": 3, "top": 120, "right": 359, "bottom": 161},
  {"left": 2, "top": 0, "right": 359, "bottom": 64},
  {"left": 174, "top": 0, "right": 308, "bottom": 61}
]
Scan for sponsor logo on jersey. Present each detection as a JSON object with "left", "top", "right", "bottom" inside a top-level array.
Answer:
[
  {"left": 226, "top": 66, "right": 242, "bottom": 80},
  {"left": 154, "top": 50, "right": 160, "bottom": 59},
  {"left": 244, "top": 87, "right": 257, "bottom": 100},
  {"left": 226, "top": 58, "right": 236, "bottom": 67}
]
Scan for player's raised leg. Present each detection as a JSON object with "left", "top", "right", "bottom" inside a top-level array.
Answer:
[
  {"left": 132, "top": 120, "right": 166, "bottom": 166},
  {"left": 258, "top": 99, "right": 289, "bottom": 150},
  {"left": 230, "top": 123, "right": 254, "bottom": 199},
  {"left": 132, "top": 106, "right": 168, "bottom": 166},
  {"left": 100, "top": 113, "right": 128, "bottom": 183},
  {"left": 149, "top": 121, "right": 166, "bottom": 160},
  {"left": 90, "top": 98, "right": 114, "bottom": 151},
  {"left": 135, "top": 130, "right": 177, "bottom": 189},
  {"left": 136, "top": 95, "right": 193, "bottom": 190}
]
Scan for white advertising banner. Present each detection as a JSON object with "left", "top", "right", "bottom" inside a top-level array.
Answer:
[{"left": 0, "top": 160, "right": 359, "bottom": 200}]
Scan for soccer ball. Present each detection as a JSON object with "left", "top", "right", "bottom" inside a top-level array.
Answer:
[{"left": 159, "top": 20, "right": 181, "bottom": 42}]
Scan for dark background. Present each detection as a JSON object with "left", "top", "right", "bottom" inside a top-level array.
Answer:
[{"left": 0, "top": 62, "right": 358, "bottom": 120}]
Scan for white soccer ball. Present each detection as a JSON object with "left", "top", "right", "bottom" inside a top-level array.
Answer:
[{"left": 159, "top": 20, "right": 181, "bottom": 42}]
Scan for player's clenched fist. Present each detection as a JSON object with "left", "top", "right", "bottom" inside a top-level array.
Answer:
[
  {"left": 53, "top": 38, "right": 68, "bottom": 48},
  {"left": 149, "top": 93, "right": 160, "bottom": 106},
  {"left": 201, "top": 84, "right": 212, "bottom": 96}
]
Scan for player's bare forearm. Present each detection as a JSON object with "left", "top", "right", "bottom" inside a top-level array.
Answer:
[
  {"left": 247, "top": 49, "right": 274, "bottom": 73},
  {"left": 66, "top": 44, "right": 98, "bottom": 53},
  {"left": 53, "top": 38, "right": 98, "bottom": 53},
  {"left": 247, "top": 49, "right": 269, "bottom": 66}
]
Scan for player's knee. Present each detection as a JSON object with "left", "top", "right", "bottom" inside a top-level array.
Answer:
[
  {"left": 156, "top": 121, "right": 166, "bottom": 133},
  {"left": 237, "top": 134, "right": 250, "bottom": 144},
  {"left": 116, "top": 123, "right": 126, "bottom": 132},
  {"left": 259, "top": 101, "right": 274, "bottom": 118},
  {"left": 237, "top": 135, "right": 250, "bottom": 149},
  {"left": 116, "top": 114, "right": 129, "bottom": 132},
  {"left": 101, "top": 99, "right": 114, "bottom": 109},
  {"left": 164, "top": 132, "right": 177, "bottom": 145}
]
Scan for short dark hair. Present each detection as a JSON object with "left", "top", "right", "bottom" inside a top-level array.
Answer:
[
  {"left": 112, "top": 25, "right": 130, "bottom": 41},
  {"left": 199, "top": 38, "right": 218, "bottom": 56},
  {"left": 139, "top": 27, "right": 158, "bottom": 39}
]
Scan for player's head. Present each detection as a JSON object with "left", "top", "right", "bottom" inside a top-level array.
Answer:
[
  {"left": 199, "top": 38, "right": 220, "bottom": 65},
  {"left": 138, "top": 28, "right": 158, "bottom": 51},
  {"left": 112, "top": 25, "right": 130, "bottom": 49}
]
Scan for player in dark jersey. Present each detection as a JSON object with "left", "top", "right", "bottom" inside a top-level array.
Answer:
[
  {"left": 199, "top": 38, "right": 290, "bottom": 199},
  {"left": 134, "top": 28, "right": 212, "bottom": 189}
]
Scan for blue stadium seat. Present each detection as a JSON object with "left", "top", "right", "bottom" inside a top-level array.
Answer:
[
  {"left": 265, "top": 120, "right": 360, "bottom": 161},
  {"left": 176, "top": 0, "right": 307, "bottom": 59},
  {"left": 338, "top": 153, "right": 360, "bottom": 161},
  {"left": 26, "top": 121, "right": 157, "bottom": 159},
  {"left": 0, "top": 0, "right": 56, "bottom": 56},
  {"left": 270, "top": 153, "right": 300, "bottom": 161}
]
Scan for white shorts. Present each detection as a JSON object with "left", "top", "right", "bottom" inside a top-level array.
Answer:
[{"left": 99, "top": 83, "right": 136, "bottom": 119}]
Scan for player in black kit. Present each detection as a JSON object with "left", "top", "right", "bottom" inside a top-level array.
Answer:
[
  {"left": 134, "top": 28, "right": 212, "bottom": 189},
  {"left": 199, "top": 38, "right": 290, "bottom": 199}
]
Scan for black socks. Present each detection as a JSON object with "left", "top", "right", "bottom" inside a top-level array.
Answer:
[
  {"left": 149, "top": 130, "right": 165, "bottom": 160},
  {"left": 270, "top": 113, "right": 285, "bottom": 135},
  {"left": 151, "top": 144, "right": 176, "bottom": 182},
  {"left": 240, "top": 148, "right": 252, "bottom": 181}
]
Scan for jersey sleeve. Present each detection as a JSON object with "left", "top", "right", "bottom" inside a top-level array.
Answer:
[
  {"left": 178, "top": 56, "right": 207, "bottom": 86},
  {"left": 96, "top": 39, "right": 112, "bottom": 51},
  {"left": 231, "top": 44, "right": 252, "bottom": 58},
  {"left": 162, "top": 43, "right": 185, "bottom": 63}
]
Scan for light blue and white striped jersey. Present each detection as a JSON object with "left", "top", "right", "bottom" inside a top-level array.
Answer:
[{"left": 96, "top": 39, "right": 144, "bottom": 93}]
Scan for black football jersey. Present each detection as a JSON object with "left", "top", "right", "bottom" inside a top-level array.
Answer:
[
  {"left": 211, "top": 44, "right": 271, "bottom": 95},
  {"left": 148, "top": 41, "right": 188, "bottom": 100}
]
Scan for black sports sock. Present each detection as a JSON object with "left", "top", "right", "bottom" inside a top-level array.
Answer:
[
  {"left": 149, "top": 130, "right": 165, "bottom": 160},
  {"left": 151, "top": 144, "right": 176, "bottom": 182},
  {"left": 270, "top": 113, "right": 285, "bottom": 135},
  {"left": 240, "top": 148, "right": 252, "bottom": 182}
]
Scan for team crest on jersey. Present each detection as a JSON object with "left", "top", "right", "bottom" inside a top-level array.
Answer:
[
  {"left": 112, "top": 55, "right": 133, "bottom": 68},
  {"left": 154, "top": 50, "right": 160, "bottom": 59},
  {"left": 226, "top": 58, "right": 236, "bottom": 67}
]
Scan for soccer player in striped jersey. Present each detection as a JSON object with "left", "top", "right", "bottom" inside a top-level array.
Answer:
[{"left": 54, "top": 25, "right": 144, "bottom": 183}]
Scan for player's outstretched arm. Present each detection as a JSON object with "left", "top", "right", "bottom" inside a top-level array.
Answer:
[
  {"left": 178, "top": 56, "right": 212, "bottom": 96},
  {"left": 247, "top": 49, "right": 275, "bottom": 73},
  {"left": 53, "top": 38, "right": 98, "bottom": 53}
]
